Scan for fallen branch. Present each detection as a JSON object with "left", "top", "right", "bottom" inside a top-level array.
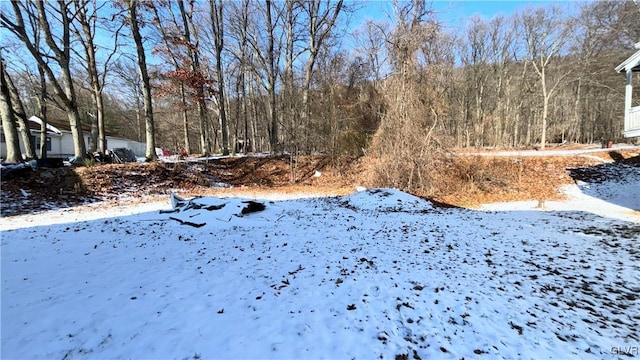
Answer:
[
  {"left": 169, "top": 216, "right": 206, "bottom": 228},
  {"left": 159, "top": 209, "right": 180, "bottom": 214}
]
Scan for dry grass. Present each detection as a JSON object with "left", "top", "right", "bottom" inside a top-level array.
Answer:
[
  {"left": 422, "top": 149, "right": 640, "bottom": 207},
  {"left": 426, "top": 155, "right": 586, "bottom": 206}
]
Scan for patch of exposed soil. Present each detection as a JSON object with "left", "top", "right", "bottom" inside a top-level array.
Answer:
[{"left": 1, "top": 150, "right": 638, "bottom": 216}]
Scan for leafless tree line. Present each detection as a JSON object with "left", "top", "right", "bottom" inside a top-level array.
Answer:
[
  {"left": 444, "top": 1, "right": 640, "bottom": 149},
  {"left": 1, "top": 0, "right": 639, "bottom": 165}
]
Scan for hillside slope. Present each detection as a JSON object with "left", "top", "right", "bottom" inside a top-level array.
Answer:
[{"left": 1, "top": 147, "right": 639, "bottom": 216}]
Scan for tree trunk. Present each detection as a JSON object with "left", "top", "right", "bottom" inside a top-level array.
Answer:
[
  {"left": 572, "top": 79, "right": 582, "bottom": 143},
  {"left": 4, "top": 65, "right": 35, "bottom": 159},
  {"left": 248, "top": 75, "right": 259, "bottom": 153},
  {"left": 177, "top": 0, "right": 209, "bottom": 156},
  {"left": 540, "top": 67, "right": 548, "bottom": 150},
  {"left": 38, "top": 65, "right": 47, "bottom": 159},
  {"left": 180, "top": 84, "right": 191, "bottom": 154},
  {"left": 96, "top": 86, "right": 106, "bottom": 153},
  {"left": 128, "top": 0, "right": 157, "bottom": 161},
  {"left": 241, "top": 70, "right": 249, "bottom": 153},
  {"left": 0, "top": 60, "right": 23, "bottom": 163},
  {"left": 282, "top": 0, "right": 297, "bottom": 154},
  {"left": 265, "top": 0, "right": 278, "bottom": 152},
  {"left": 74, "top": 0, "right": 118, "bottom": 155},
  {"left": 87, "top": 78, "right": 106, "bottom": 155},
  {"left": 210, "top": 0, "right": 229, "bottom": 155},
  {"left": 216, "top": 54, "right": 229, "bottom": 155},
  {"left": 135, "top": 90, "right": 143, "bottom": 142},
  {"left": 42, "top": 1, "right": 87, "bottom": 159},
  {"left": 301, "top": 53, "right": 314, "bottom": 153},
  {"left": 88, "top": 107, "right": 98, "bottom": 152}
]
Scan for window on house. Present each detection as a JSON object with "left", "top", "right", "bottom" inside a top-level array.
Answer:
[{"left": 31, "top": 136, "right": 52, "bottom": 151}]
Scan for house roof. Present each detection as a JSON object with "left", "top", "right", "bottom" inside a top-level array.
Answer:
[
  {"left": 615, "top": 43, "right": 640, "bottom": 73},
  {"left": 0, "top": 117, "right": 64, "bottom": 135},
  {"left": 28, "top": 116, "right": 63, "bottom": 135},
  {"left": 27, "top": 116, "right": 81, "bottom": 133},
  {"left": 2, "top": 116, "right": 143, "bottom": 145},
  {"left": 27, "top": 116, "right": 122, "bottom": 138}
]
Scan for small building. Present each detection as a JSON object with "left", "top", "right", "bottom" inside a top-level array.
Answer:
[
  {"left": 615, "top": 42, "right": 640, "bottom": 138},
  {"left": 0, "top": 116, "right": 146, "bottom": 160}
]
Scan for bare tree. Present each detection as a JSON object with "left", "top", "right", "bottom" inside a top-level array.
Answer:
[
  {"left": 27, "top": 5, "right": 49, "bottom": 159},
  {"left": 353, "top": 20, "right": 388, "bottom": 86},
  {"left": 265, "top": 0, "right": 279, "bottom": 152},
  {"left": 487, "top": 15, "right": 516, "bottom": 147},
  {"left": 112, "top": 59, "right": 145, "bottom": 142},
  {"left": 1, "top": 1, "right": 87, "bottom": 160},
  {"left": 148, "top": 0, "right": 214, "bottom": 154},
  {"left": 37, "top": 64, "right": 48, "bottom": 158},
  {"left": 238, "top": 0, "right": 282, "bottom": 152},
  {"left": 460, "top": 15, "right": 490, "bottom": 147},
  {"left": 175, "top": 0, "right": 194, "bottom": 154},
  {"left": 210, "top": 0, "right": 229, "bottom": 155},
  {"left": 4, "top": 60, "right": 36, "bottom": 159},
  {"left": 149, "top": 0, "right": 200, "bottom": 154},
  {"left": 125, "top": 0, "right": 157, "bottom": 161},
  {"left": 227, "top": 0, "right": 254, "bottom": 154},
  {"left": 367, "top": 0, "right": 445, "bottom": 192},
  {"left": 521, "top": 5, "right": 574, "bottom": 149},
  {"left": 72, "top": 0, "right": 122, "bottom": 155},
  {"left": 177, "top": 0, "right": 211, "bottom": 155},
  {"left": 281, "top": 0, "right": 302, "bottom": 156},
  {"left": 239, "top": 0, "right": 251, "bottom": 154},
  {"left": 300, "top": 0, "right": 344, "bottom": 152}
]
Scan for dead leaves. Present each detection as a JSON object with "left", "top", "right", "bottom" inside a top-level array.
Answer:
[{"left": 433, "top": 150, "right": 640, "bottom": 206}]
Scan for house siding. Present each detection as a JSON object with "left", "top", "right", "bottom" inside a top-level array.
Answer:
[{"left": 1, "top": 130, "right": 146, "bottom": 160}]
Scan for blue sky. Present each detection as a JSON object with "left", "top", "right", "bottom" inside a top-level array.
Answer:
[
  {"left": 441, "top": 0, "right": 561, "bottom": 20},
  {"left": 353, "top": 0, "right": 573, "bottom": 26}
]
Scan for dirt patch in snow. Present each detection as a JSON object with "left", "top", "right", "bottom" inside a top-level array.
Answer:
[{"left": 1, "top": 150, "right": 639, "bottom": 216}]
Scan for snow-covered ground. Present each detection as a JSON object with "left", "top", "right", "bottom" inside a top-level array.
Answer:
[
  {"left": 1, "top": 168, "right": 639, "bottom": 359},
  {"left": 462, "top": 144, "right": 640, "bottom": 157}
]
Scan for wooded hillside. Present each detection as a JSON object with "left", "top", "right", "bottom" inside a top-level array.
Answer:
[{"left": 1, "top": 0, "right": 639, "bottom": 163}]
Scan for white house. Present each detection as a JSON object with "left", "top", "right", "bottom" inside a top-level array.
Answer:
[
  {"left": 0, "top": 116, "right": 146, "bottom": 160},
  {"left": 615, "top": 42, "right": 640, "bottom": 138}
]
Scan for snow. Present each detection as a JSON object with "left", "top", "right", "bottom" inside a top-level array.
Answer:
[
  {"left": 463, "top": 144, "right": 640, "bottom": 157},
  {"left": 2, "top": 184, "right": 639, "bottom": 358},
  {"left": 480, "top": 183, "right": 640, "bottom": 224}
]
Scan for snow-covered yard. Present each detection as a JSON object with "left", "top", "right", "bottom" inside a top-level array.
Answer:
[{"left": 1, "top": 165, "right": 639, "bottom": 359}]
